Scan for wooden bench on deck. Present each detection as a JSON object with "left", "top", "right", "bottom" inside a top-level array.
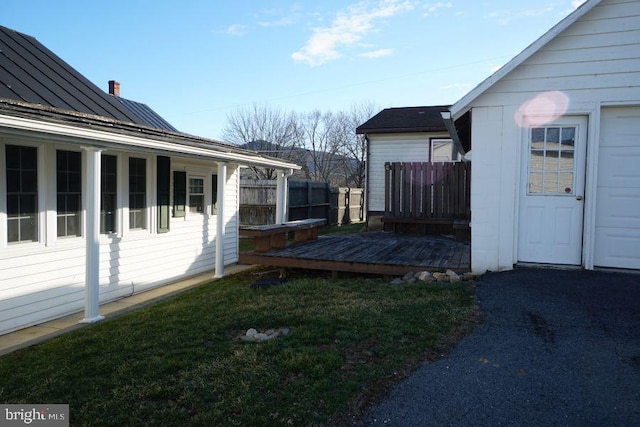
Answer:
[{"left": 239, "top": 218, "right": 327, "bottom": 252}]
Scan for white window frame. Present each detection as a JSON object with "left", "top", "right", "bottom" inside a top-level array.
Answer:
[
  {"left": 55, "top": 148, "right": 83, "bottom": 239},
  {"left": 123, "top": 154, "right": 152, "bottom": 234},
  {"left": 430, "top": 138, "right": 455, "bottom": 162},
  {"left": 188, "top": 176, "right": 205, "bottom": 215},
  {"left": 0, "top": 138, "right": 46, "bottom": 249}
]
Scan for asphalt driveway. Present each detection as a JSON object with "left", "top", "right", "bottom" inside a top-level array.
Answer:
[{"left": 361, "top": 268, "right": 640, "bottom": 426}]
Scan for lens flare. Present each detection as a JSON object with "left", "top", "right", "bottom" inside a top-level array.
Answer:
[{"left": 515, "top": 91, "right": 570, "bottom": 127}]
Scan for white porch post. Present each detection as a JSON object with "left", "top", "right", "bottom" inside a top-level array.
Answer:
[
  {"left": 81, "top": 147, "right": 105, "bottom": 324},
  {"left": 275, "top": 169, "right": 289, "bottom": 224},
  {"left": 215, "top": 162, "right": 227, "bottom": 278}
]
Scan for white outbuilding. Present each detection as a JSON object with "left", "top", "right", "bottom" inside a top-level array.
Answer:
[{"left": 451, "top": 0, "right": 640, "bottom": 273}]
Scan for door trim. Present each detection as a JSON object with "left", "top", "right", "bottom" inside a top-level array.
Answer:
[{"left": 516, "top": 115, "right": 589, "bottom": 265}]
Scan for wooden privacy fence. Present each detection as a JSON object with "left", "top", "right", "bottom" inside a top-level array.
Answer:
[
  {"left": 384, "top": 162, "right": 471, "bottom": 220},
  {"left": 239, "top": 179, "right": 365, "bottom": 226},
  {"left": 287, "top": 181, "right": 331, "bottom": 222}
]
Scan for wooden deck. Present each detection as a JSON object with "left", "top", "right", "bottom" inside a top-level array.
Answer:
[{"left": 239, "top": 232, "right": 470, "bottom": 275}]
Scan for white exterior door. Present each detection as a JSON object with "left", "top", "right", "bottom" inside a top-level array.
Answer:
[
  {"left": 594, "top": 107, "right": 640, "bottom": 269},
  {"left": 518, "top": 116, "right": 588, "bottom": 265}
]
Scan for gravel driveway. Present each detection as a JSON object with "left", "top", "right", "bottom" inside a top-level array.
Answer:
[{"left": 360, "top": 268, "right": 640, "bottom": 426}]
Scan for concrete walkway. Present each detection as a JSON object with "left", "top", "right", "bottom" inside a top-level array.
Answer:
[{"left": 0, "top": 264, "right": 254, "bottom": 357}]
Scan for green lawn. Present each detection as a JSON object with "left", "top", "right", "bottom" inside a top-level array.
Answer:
[{"left": 0, "top": 269, "right": 478, "bottom": 426}]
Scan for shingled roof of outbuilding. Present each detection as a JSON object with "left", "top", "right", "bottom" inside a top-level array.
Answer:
[{"left": 356, "top": 105, "right": 451, "bottom": 134}]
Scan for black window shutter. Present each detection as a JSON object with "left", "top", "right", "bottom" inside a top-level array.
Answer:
[
  {"left": 173, "top": 171, "right": 186, "bottom": 217},
  {"left": 157, "top": 156, "right": 170, "bottom": 232},
  {"left": 211, "top": 174, "right": 218, "bottom": 214}
]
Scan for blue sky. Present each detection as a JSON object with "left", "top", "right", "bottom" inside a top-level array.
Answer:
[{"left": 3, "top": 0, "right": 585, "bottom": 140}]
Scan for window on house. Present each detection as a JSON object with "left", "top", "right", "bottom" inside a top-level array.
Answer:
[
  {"left": 528, "top": 126, "right": 576, "bottom": 195},
  {"left": 56, "top": 150, "right": 82, "bottom": 238},
  {"left": 431, "top": 139, "right": 455, "bottom": 162},
  {"left": 6, "top": 145, "right": 38, "bottom": 243},
  {"left": 129, "top": 157, "right": 146, "bottom": 229},
  {"left": 189, "top": 177, "right": 204, "bottom": 213},
  {"left": 101, "top": 154, "right": 117, "bottom": 234}
]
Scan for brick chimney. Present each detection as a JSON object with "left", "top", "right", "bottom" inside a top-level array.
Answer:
[{"left": 108, "top": 80, "right": 120, "bottom": 97}]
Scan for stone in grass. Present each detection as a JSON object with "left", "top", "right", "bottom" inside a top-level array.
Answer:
[
  {"left": 391, "top": 278, "right": 405, "bottom": 285},
  {"left": 417, "top": 271, "right": 433, "bottom": 282},
  {"left": 402, "top": 271, "right": 416, "bottom": 281},
  {"left": 463, "top": 272, "right": 475, "bottom": 281},
  {"left": 241, "top": 327, "right": 292, "bottom": 342},
  {"left": 446, "top": 269, "right": 461, "bottom": 283},
  {"left": 437, "top": 274, "right": 450, "bottom": 283}
]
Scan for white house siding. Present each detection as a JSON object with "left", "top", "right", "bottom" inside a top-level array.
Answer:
[
  {"left": 0, "top": 138, "right": 242, "bottom": 335},
  {"left": 466, "top": 0, "right": 640, "bottom": 273},
  {"left": 368, "top": 132, "right": 449, "bottom": 213},
  {"left": 98, "top": 162, "right": 240, "bottom": 301},
  {"left": 0, "top": 241, "right": 86, "bottom": 335}
]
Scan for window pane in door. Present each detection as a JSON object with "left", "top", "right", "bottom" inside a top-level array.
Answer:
[
  {"left": 528, "top": 126, "right": 577, "bottom": 196},
  {"left": 560, "top": 152, "right": 574, "bottom": 171},
  {"left": 543, "top": 173, "right": 559, "bottom": 193}
]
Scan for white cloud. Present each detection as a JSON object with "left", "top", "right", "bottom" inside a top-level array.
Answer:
[
  {"left": 441, "top": 83, "right": 472, "bottom": 90},
  {"left": 225, "top": 24, "right": 248, "bottom": 36},
  {"left": 423, "top": 2, "right": 453, "bottom": 17},
  {"left": 292, "top": 0, "right": 415, "bottom": 66},
  {"left": 257, "top": 4, "right": 302, "bottom": 27},
  {"left": 359, "top": 48, "right": 394, "bottom": 58},
  {"left": 488, "top": 6, "right": 555, "bottom": 26},
  {"left": 572, "top": 0, "right": 587, "bottom": 8}
]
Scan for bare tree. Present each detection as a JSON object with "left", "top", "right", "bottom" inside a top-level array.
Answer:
[
  {"left": 221, "top": 101, "right": 377, "bottom": 186},
  {"left": 296, "top": 110, "right": 348, "bottom": 186},
  {"left": 222, "top": 103, "right": 303, "bottom": 179},
  {"left": 339, "top": 101, "right": 378, "bottom": 188}
]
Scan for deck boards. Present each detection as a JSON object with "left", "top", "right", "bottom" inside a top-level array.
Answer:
[{"left": 238, "top": 232, "right": 470, "bottom": 275}]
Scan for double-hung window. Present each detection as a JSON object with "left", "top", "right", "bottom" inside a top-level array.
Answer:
[
  {"left": 129, "top": 157, "right": 147, "bottom": 229},
  {"left": 56, "top": 150, "right": 82, "bottom": 238},
  {"left": 188, "top": 177, "right": 204, "bottom": 214},
  {"left": 101, "top": 155, "right": 117, "bottom": 234},
  {"left": 6, "top": 145, "right": 38, "bottom": 243}
]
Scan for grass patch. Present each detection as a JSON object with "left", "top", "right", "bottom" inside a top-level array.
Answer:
[{"left": 0, "top": 269, "right": 478, "bottom": 426}]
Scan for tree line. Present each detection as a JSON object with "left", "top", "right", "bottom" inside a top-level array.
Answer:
[{"left": 221, "top": 102, "right": 377, "bottom": 188}]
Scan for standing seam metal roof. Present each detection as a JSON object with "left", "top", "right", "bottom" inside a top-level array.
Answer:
[{"left": 0, "top": 25, "right": 157, "bottom": 127}]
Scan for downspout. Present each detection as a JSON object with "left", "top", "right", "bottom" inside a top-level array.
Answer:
[
  {"left": 364, "top": 135, "right": 371, "bottom": 229},
  {"left": 275, "top": 168, "right": 294, "bottom": 224},
  {"left": 440, "top": 111, "right": 467, "bottom": 160},
  {"left": 215, "top": 162, "right": 227, "bottom": 278}
]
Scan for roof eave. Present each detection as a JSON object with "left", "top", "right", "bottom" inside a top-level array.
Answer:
[
  {"left": 0, "top": 102, "right": 300, "bottom": 170},
  {"left": 355, "top": 127, "right": 449, "bottom": 135},
  {"left": 450, "top": 0, "right": 602, "bottom": 119}
]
